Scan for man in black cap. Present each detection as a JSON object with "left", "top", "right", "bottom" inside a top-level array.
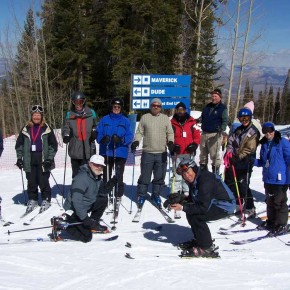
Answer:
[
  {"left": 199, "top": 88, "right": 228, "bottom": 174},
  {"left": 170, "top": 102, "right": 200, "bottom": 218},
  {"left": 164, "top": 158, "right": 235, "bottom": 258}
]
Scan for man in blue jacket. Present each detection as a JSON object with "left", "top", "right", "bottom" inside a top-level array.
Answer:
[
  {"left": 97, "top": 98, "right": 133, "bottom": 207},
  {"left": 199, "top": 89, "right": 228, "bottom": 174}
]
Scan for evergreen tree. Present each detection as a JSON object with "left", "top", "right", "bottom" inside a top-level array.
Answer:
[
  {"left": 273, "top": 88, "right": 280, "bottom": 124},
  {"left": 281, "top": 69, "right": 290, "bottom": 123}
]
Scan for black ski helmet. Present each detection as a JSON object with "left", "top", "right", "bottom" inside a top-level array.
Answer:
[
  {"left": 111, "top": 97, "right": 124, "bottom": 108},
  {"left": 71, "top": 91, "right": 86, "bottom": 103}
]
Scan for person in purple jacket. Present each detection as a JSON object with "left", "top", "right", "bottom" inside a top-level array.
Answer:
[{"left": 255, "top": 122, "right": 290, "bottom": 236}]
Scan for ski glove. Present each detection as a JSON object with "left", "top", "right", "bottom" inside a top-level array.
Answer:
[
  {"left": 16, "top": 158, "right": 24, "bottom": 169},
  {"left": 105, "top": 176, "right": 118, "bottom": 193},
  {"left": 100, "top": 135, "right": 110, "bottom": 145},
  {"left": 131, "top": 141, "right": 139, "bottom": 153},
  {"left": 167, "top": 141, "right": 175, "bottom": 153},
  {"left": 112, "top": 134, "right": 122, "bottom": 144},
  {"left": 63, "top": 135, "right": 70, "bottom": 144},
  {"left": 163, "top": 192, "right": 184, "bottom": 209},
  {"left": 42, "top": 159, "right": 53, "bottom": 171},
  {"left": 187, "top": 143, "right": 198, "bottom": 155},
  {"left": 89, "top": 128, "right": 97, "bottom": 143},
  {"left": 174, "top": 144, "right": 181, "bottom": 155},
  {"left": 82, "top": 216, "right": 95, "bottom": 229}
]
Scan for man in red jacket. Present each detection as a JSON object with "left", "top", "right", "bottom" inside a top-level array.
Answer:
[{"left": 170, "top": 102, "right": 200, "bottom": 217}]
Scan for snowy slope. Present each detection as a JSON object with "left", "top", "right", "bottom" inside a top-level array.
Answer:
[{"left": 1, "top": 147, "right": 290, "bottom": 289}]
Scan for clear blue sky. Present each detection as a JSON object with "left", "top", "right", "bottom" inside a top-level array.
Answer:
[{"left": 0, "top": 0, "right": 289, "bottom": 67}]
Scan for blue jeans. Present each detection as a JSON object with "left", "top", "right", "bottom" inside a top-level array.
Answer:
[{"left": 137, "top": 151, "right": 167, "bottom": 198}]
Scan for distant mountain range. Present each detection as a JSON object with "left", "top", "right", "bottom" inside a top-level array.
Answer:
[
  {"left": 0, "top": 57, "right": 288, "bottom": 95},
  {"left": 218, "top": 63, "right": 288, "bottom": 96}
]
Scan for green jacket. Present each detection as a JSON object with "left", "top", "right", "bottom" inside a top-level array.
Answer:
[{"left": 15, "top": 123, "right": 58, "bottom": 172}]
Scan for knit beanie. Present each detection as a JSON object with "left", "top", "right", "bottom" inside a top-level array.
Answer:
[
  {"left": 244, "top": 101, "right": 255, "bottom": 113},
  {"left": 211, "top": 88, "right": 222, "bottom": 97},
  {"left": 175, "top": 102, "right": 186, "bottom": 110},
  {"left": 151, "top": 98, "right": 162, "bottom": 106}
]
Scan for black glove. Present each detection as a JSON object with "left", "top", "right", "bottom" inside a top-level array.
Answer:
[
  {"left": 167, "top": 141, "right": 174, "bottom": 153},
  {"left": 131, "top": 141, "right": 139, "bottom": 153},
  {"left": 112, "top": 134, "right": 122, "bottom": 144},
  {"left": 82, "top": 216, "right": 95, "bottom": 229},
  {"left": 187, "top": 143, "right": 198, "bottom": 155},
  {"left": 105, "top": 175, "right": 118, "bottom": 192},
  {"left": 63, "top": 135, "right": 70, "bottom": 144},
  {"left": 89, "top": 128, "right": 97, "bottom": 143},
  {"left": 216, "top": 126, "right": 223, "bottom": 133},
  {"left": 163, "top": 192, "right": 183, "bottom": 209},
  {"left": 16, "top": 158, "right": 23, "bottom": 169},
  {"left": 42, "top": 159, "right": 53, "bottom": 171},
  {"left": 174, "top": 144, "right": 181, "bottom": 155},
  {"left": 100, "top": 135, "right": 110, "bottom": 145}
]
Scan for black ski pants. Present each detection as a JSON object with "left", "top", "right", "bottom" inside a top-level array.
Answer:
[
  {"left": 102, "top": 156, "right": 126, "bottom": 197},
  {"left": 65, "top": 196, "right": 108, "bottom": 243},
  {"left": 186, "top": 205, "right": 228, "bottom": 249},
  {"left": 264, "top": 184, "right": 288, "bottom": 226},
  {"left": 26, "top": 152, "right": 51, "bottom": 202},
  {"left": 224, "top": 166, "right": 255, "bottom": 209},
  {"left": 71, "top": 158, "right": 88, "bottom": 178}
]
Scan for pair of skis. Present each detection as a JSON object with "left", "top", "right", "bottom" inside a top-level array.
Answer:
[
  {"left": 132, "top": 193, "right": 174, "bottom": 224},
  {"left": 218, "top": 225, "right": 290, "bottom": 245}
]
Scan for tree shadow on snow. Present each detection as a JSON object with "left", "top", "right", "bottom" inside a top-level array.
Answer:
[{"left": 142, "top": 221, "right": 192, "bottom": 246}]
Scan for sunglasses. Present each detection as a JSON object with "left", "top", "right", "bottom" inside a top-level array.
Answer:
[
  {"left": 262, "top": 127, "right": 274, "bottom": 134},
  {"left": 113, "top": 105, "right": 121, "bottom": 109},
  {"left": 31, "top": 105, "right": 44, "bottom": 113},
  {"left": 151, "top": 104, "right": 161, "bottom": 108},
  {"left": 176, "top": 163, "right": 191, "bottom": 175},
  {"left": 72, "top": 99, "right": 85, "bottom": 106},
  {"left": 176, "top": 108, "right": 185, "bottom": 112},
  {"left": 239, "top": 116, "right": 251, "bottom": 122}
]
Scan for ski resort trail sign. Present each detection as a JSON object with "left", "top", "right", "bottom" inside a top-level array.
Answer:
[{"left": 131, "top": 74, "right": 191, "bottom": 110}]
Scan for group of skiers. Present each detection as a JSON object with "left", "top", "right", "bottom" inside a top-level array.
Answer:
[{"left": 10, "top": 88, "right": 290, "bottom": 258}]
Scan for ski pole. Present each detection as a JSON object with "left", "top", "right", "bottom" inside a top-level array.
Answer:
[
  {"left": 20, "top": 168, "right": 27, "bottom": 205},
  {"left": 168, "top": 151, "right": 171, "bottom": 195},
  {"left": 62, "top": 143, "right": 68, "bottom": 197},
  {"left": 129, "top": 152, "right": 136, "bottom": 214},
  {"left": 7, "top": 222, "right": 83, "bottom": 235},
  {"left": 50, "top": 172, "right": 64, "bottom": 197},
  {"left": 111, "top": 142, "right": 117, "bottom": 230},
  {"left": 231, "top": 165, "right": 246, "bottom": 226}
]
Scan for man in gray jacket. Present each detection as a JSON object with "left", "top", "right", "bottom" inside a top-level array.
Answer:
[
  {"left": 61, "top": 155, "right": 117, "bottom": 242},
  {"left": 131, "top": 98, "right": 174, "bottom": 208}
]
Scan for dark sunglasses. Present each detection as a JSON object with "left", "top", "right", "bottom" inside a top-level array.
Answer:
[
  {"left": 176, "top": 163, "right": 190, "bottom": 175},
  {"left": 151, "top": 104, "right": 161, "bottom": 108},
  {"left": 31, "top": 105, "right": 44, "bottom": 113},
  {"left": 262, "top": 127, "right": 274, "bottom": 134},
  {"left": 113, "top": 105, "right": 121, "bottom": 109},
  {"left": 239, "top": 116, "right": 251, "bottom": 122}
]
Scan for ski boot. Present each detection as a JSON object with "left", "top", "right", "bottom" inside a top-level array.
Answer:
[
  {"left": 137, "top": 196, "right": 146, "bottom": 209},
  {"left": 50, "top": 216, "right": 65, "bottom": 241},
  {"left": 180, "top": 244, "right": 220, "bottom": 259},
  {"left": 151, "top": 194, "right": 162, "bottom": 208}
]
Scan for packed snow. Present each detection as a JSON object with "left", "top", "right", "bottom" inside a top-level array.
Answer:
[{"left": 1, "top": 126, "right": 290, "bottom": 290}]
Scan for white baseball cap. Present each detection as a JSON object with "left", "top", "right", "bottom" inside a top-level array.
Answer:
[{"left": 89, "top": 155, "right": 105, "bottom": 166}]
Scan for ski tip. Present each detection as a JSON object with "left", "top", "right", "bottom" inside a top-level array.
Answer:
[
  {"left": 125, "top": 242, "right": 132, "bottom": 248},
  {"left": 104, "top": 235, "right": 119, "bottom": 241},
  {"left": 125, "top": 253, "right": 134, "bottom": 259}
]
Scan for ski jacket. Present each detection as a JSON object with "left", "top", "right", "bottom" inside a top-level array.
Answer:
[
  {"left": 226, "top": 122, "right": 260, "bottom": 170},
  {"left": 62, "top": 106, "right": 97, "bottom": 160},
  {"left": 64, "top": 164, "right": 108, "bottom": 220},
  {"left": 171, "top": 113, "right": 200, "bottom": 154},
  {"left": 183, "top": 170, "right": 235, "bottom": 215},
  {"left": 255, "top": 131, "right": 290, "bottom": 185},
  {"left": 134, "top": 112, "right": 174, "bottom": 153},
  {"left": 15, "top": 123, "right": 58, "bottom": 173},
  {"left": 201, "top": 102, "right": 228, "bottom": 133},
  {"left": 97, "top": 112, "right": 133, "bottom": 158}
]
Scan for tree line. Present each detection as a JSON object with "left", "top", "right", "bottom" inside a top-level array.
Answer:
[{"left": 0, "top": 0, "right": 290, "bottom": 136}]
